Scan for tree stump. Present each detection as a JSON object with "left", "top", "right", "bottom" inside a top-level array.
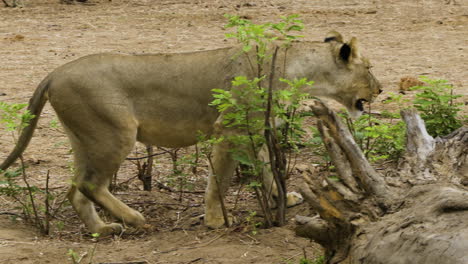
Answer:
[{"left": 295, "top": 101, "right": 468, "bottom": 264}]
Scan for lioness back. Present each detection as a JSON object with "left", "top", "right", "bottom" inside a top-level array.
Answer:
[{"left": 47, "top": 47, "right": 248, "bottom": 147}]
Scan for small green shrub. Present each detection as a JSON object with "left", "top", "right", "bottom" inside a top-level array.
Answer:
[
  {"left": 209, "top": 14, "right": 309, "bottom": 226},
  {"left": 339, "top": 91, "right": 407, "bottom": 163},
  {"left": 245, "top": 210, "right": 262, "bottom": 235},
  {"left": 0, "top": 102, "right": 35, "bottom": 134},
  {"left": 210, "top": 75, "right": 311, "bottom": 202},
  {"left": 67, "top": 233, "right": 100, "bottom": 263},
  {"left": 0, "top": 102, "right": 52, "bottom": 234},
  {"left": 211, "top": 76, "right": 310, "bottom": 167},
  {"left": 349, "top": 113, "right": 406, "bottom": 162},
  {"left": 167, "top": 151, "right": 198, "bottom": 194},
  {"left": 340, "top": 77, "right": 464, "bottom": 163},
  {"left": 67, "top": 249, "right": 82, "bottom": 264},
  {"left": 294, "top": 255, "right": 324, "bottom": 264},
  {"left": 411, "top": 76, "right": 464, "bottom": 137},
  {"left": 225, "top": 14, "right": 304, "bottom": 67},
  {"left": 306, "top": 126, "right": 330, "bottom": 166}
]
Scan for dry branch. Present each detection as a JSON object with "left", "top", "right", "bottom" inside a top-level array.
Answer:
[{"left": 311, "top": 101, "right": 394, "bottom": 208}]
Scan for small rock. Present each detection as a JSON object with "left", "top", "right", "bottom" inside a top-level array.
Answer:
[{"left": 399, "top": 76, "right": 425, "bottom": 93}]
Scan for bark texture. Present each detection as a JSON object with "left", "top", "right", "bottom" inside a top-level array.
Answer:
[
  {"left": 295, "top": 102, "right": 468, "bottom": 264},
  {"left": 398, "top": 110, "right": 467, "bottom": 185}
]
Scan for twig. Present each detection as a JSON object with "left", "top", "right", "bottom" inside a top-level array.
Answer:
[
  {"left": 128, "top": 201, "right": 201, "bottom": 208},
  {"left": 281, "top": 252, "right": 303, "bottom": 263},
  {"left": 245, "top": 234, "right": 259, "bottom": 244},
  {"left": 0, "top": 239, "right": 36, "bottom": 245},
  {"left": 88, "top": 240, "right": 98, "bottom": 264},
  {"left": 136, "top": 145, "right": 153, "bottom": 191},
  {"left": 76, "top": 252, "right": 88, "bottom": 264},
  {"left": 253, "top": 185, "right": 273, "bottom": 227},
  {"left": 1, "top": 0, "right": 18, "bottom": 7},
  {"left": 191, "top": 144, "right": 199, "bottom": 175},
  {"left": 125, "top": 151, "right": 167, "bottom": 161},
  {"left": 154, "top": 180, "right": 175, "bottom": 192},
  {"left": 146, "top": 145, "right": 154, "bottom": 191},
  {"left": 264, "top": 46, "right": 287, "bottom": 225},
  {"left": 49, "top": 192, "right": 68, "bottom": 218},
  {"left": 99, "top": 261, "right": 148, "bottom": 264},
  {"left": 244, "top": 52, "right": 256, "bottom": 77},
  {"left": 366, "top": 102, "right": 372, "bottom": 156},
  {"left": 187, "top": 258, "right": 203, "bottom": 263},
  {"left": 0, "top": 212, "right": 22, "bottom": 216},
  {"left": 232, "top": 180, "right": 244, "bottom": 211},
  {"left": 156, "top": 233, "right": 225, "bottom": 254},
  {"left": 44, "top": 170, "right": 50, "bottom": 235},
  {"left": 19, "top": 155, "right": 45, "bottom": 233},
  {"left": 116, "top": 175, "right": 139, "bottom": 185}
]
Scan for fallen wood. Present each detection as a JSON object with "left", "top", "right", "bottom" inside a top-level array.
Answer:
[
  {"left": 295, "top": 101, "right": 468, "bottom": 264},
  {"left": 398, "top": 109, "right": 467, "bottom": 185}
]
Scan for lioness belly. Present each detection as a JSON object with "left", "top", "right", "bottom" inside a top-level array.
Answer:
[
  {"left": 136, "top": 118, "right": 216, "bottom": 148},
  {"left": 134, "top": 100, "right": 219, "bottom": 148}
]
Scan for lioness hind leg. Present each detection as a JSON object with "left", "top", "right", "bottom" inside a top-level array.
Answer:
[
  {"left": 62, "top": 119, "right": 144, "bottom": 235},
  {"left": 67, "top": 186, "right": 123, "bottom": 235}
]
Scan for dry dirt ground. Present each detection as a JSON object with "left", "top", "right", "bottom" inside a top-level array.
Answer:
[{"left": 0, "top": 0, "right": 467, "bottom": 263}]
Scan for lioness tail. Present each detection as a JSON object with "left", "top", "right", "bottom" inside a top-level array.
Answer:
[{"left": 0, "top": 77, "right": 50, "bottom": 171}]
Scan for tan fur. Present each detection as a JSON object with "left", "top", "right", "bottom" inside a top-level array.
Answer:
[{"left": 1, "top": 32, "right": 381, "bottom": 234}]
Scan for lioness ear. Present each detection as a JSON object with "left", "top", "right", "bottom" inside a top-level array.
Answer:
[
  {"left": 339, "top": 37, "right": 360, "bottom": 63},
  {"left": 324, "top": 30, "right": 343, "bottom": 43}
]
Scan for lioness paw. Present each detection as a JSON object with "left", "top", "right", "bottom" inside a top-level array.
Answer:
[
  {"left": 204, "top": 214, "right": 233, "bottom": 229},
  {"left": 287, "top": 191, "right": 304, "bottom": 207},
  {"left": 124, "top": 211, "right": 146, "bottom": 227},
  {"left": 96, "top": 223, "right": 124, "bottom": 236}
]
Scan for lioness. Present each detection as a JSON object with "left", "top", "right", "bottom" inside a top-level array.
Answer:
[{"left": 1, "top": 31, "right": 381, "bottom": 235}]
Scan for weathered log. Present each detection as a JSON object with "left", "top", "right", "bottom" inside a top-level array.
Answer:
[
  {"left": 398, "top": 109, "right": 467, "bottom": 185},
  {"left": 349, "top": 183, "right": 468, "bottom": 264},
  {"left": 295, "top": 101, "right": 468, "bottom": 264}
]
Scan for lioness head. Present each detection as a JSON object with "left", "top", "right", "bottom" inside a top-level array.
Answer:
[{"left": 286, "top": 31, "right": 382, "bottom": 118}]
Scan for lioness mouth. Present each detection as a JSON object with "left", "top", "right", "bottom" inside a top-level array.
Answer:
[{"left": 355, "top": 99, "right": 367, "bottom": 112}]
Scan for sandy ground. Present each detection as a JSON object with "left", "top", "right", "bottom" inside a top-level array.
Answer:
[{"left": 0, "top": 0, "right": 467, "bottom": 263}]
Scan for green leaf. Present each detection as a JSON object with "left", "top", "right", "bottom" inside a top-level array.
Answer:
[
  {"left": 243, "top": 44, "right": 252, "bottom": 53},
  {"left": 248, "top": 181, "right": 262, "bottom": 188},
  {"left": 287, "top": 25, "right": 304, "bottom": 32}
]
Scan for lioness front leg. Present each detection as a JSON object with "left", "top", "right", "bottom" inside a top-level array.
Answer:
[
  {"left": 204, "top": 139, "right": 238, "bottom": 228},
  {"left": 258, "top": 145, "right": 304, "bottom": 208}
]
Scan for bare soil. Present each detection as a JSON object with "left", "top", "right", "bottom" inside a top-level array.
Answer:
[{"left": 0, "top": 0, "right": 466, "bottom": 263}]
